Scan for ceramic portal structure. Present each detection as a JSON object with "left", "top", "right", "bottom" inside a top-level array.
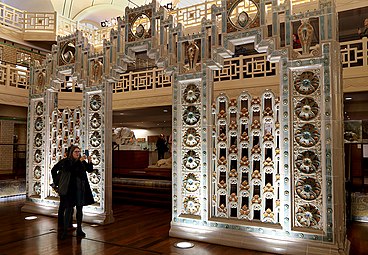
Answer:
[{"left": 23, "top": 0, "right": 347, "bottom": 253}]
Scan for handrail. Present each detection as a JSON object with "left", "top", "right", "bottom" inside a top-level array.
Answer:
[
  {"left": 0, "top": 0, "right": 317, "bottom": 47},
  {"left": 0, "top": 37, "right": 367, "bottom": 93}
]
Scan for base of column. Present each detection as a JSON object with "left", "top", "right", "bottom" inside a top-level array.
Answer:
[
  {"left": 21, "top": 201, "right": 114, "bottom": 225},
  {"left": 169, "top": 221, "right": 350, "bottom": 255}
]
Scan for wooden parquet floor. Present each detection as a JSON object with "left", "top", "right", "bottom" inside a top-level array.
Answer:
[{"left": 0, "top": 198, "right": 366, "bottom": 255}]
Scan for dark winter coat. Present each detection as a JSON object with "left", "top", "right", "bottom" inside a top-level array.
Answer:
[{"left": 51, "top": 158, "right": 95, "bottom": 207}]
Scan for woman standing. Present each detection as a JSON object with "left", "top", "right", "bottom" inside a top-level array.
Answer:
[{"left": 53, "top": 145, "right": 95, "bottom": 240}]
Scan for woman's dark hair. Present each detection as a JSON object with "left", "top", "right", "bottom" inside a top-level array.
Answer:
[{"left": 68, "top": 145, "right": 80, "bottom": 159}]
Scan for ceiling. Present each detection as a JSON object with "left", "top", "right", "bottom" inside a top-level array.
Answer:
[
  {"left": 113, "top": 105, "right": 172, "bottom": 129},
  {"left": 2, "top": 0, "right": 201, "bottom": 27}
]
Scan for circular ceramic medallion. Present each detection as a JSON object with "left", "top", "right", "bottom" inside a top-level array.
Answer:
[
  {"left": 183, "top": 150, "right": 200, "bottom": 170},
  {"left": 183, "top": 84, "right": 200, "bottom": 104},
  {"left": 295, "top": 124, "right": 320, "bottom": 147},
  {"left": 90, "top": 95, "right": 102, "bottom": 111},
  {"left": 34, "top": 166, "right": 41, "bottom": 179},
  {"left": 34, "top": 149, "right": 42, "bottom": 163},
  {"left": 183, "top": 173, "right": 200, "bottom": 192},
  {"left": 238, "top": 11, "right": 249, "bottom": 27},
  {"left": 89, "top": 171, "right": 101, "bottom": 184},
  {"left": 61, "top": 42, "right": 76, "bottom": 64},
  {"left": 183, "top": 195, "right": 200, "bottom": 214},
  {"left": 294, "top": 71, "right": 319, "bottom": 95},
  {"left": 183, "top": 128, "right": 200, "bottom": 147},
  {"left": 90, "top": 131, "right": 101, "bottom": 147},
  {"left": 91, "top": 150, "right": 101, "bottom": 165},
  {"left": 136, "top": 24, "right": 145, "bottom": 38},
  {"left": 295, "top": 97, "right": 319, "bottom": 121},
  {"left": 296, "top": 204, "right": 321, "bottom": 228},
  {"left": 33, "top": 182, "right": 41, "bottom": 195},
  {"left": 35, "top": 117, "right": 43, "bottom": 131},
  {"left": 35, "top": 102, "right": 43, "bottom": 116},
  {"left": 296, "top": 151, "right": 320, "bottom": 174},
  {"left": 183, "top": 106, "right": 200, "bottom": 125},
  {"left": 228, "top": 0, "right": 258, "bottom": 30},
  {"left": 296, "top": 176, "right": 321, "bottom": 200},
  {"left": 34, "top": 133, "right": 42, "bottom": 147},
  {"left": 132, "top": 13, "right": 150, "bottom": 38},
  {"left": 90, "top": 113, "right": 101, "bottom": 129}
]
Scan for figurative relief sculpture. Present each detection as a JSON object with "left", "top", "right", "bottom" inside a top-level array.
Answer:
[
  {"left": 112, "top": 127, "right": 137, "bottom": 146},
  {"left": 91, "top": 59, "right": 103, "bottom": 84},
  {"left": 298, "top": 19, "right": 314, "bottom": 56},
  {"left": 184, "top": 41, "right": 200, "bottom": 72}
]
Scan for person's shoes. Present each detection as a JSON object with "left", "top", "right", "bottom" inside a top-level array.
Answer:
[{"left": 76, "top": 229, "right": 86, "bottom": 237}]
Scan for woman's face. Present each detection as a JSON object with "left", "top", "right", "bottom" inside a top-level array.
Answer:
[{"left": 72, "top": 148, "right": 81, "bottom": 160}]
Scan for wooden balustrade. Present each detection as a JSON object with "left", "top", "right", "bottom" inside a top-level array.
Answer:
[{"left": 1, "top": 36, "right": 368, "bottom": 97}]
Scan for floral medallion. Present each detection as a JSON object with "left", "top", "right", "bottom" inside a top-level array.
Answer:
[
  {"left": 295, "top": 97, "right": 319, "bottom": 121},
  {"left": 90, "top": 95, "right": 102, "bottom": 111},
  {"left": 34, "top": 166, "right": 41, "bottom": 179},
  {"left": 294, "top": 71, "right": 319, "bottom": 95},
  {"left": 91, "top": 150, "right": 101, "bottom": 165},
  {"left": 92, "top": 188, "right": 101, "bottom": 203},
  {"left": 33, "top": 182, "right": 41, "bottom": 195},
  {"left": 296, "top": 176, "right": 321, "bottom": 200},
  {"left": 89, "top": 171, "right": 101, "bottom": 184},
  {"left": 183, "top": 173, "right": 200, "bottom": 192},
  {"left": 295, "top": 123, "right": 320, "bottom": 147},
  {"left": 35, "top": 102, "right": 43, "bottom": 115},
  {"left": 296, "top": 203, "right": 321, "bottom": 228},
  {"left": 295, "top": 150, "right": 320, "bottom": 174},
  {"left": 183, "top": 150, "right": 200, "bottom": 170},
  {"left": 183, "top": 128, "right": 200, "bottom": 147},
  {"left": 34, "top": 133, "right": 42, "bottom": 147},
  {"left": 34, "top": 149, "right": 42, "bottom": 163},
  {"left": 183, "top": 195, "right": 200, "bottom": 214},
  {"left": 183, "top": 83, "right": 200, "bottom": 103},
  {"left": 183, "top": 106, "right": 200, "bottom": 125},
  {"left": 90, "top": 131, "right": 101, "bottom": 147},
  {"left": 35, "top": 117, "right": 43, "bottom": 131},
  {"left": 90, "top": 113, "right": 101, "bottom": 129}
]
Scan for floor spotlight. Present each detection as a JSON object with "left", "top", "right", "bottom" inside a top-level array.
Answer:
[
  {"left": 25, "top": 216, "right": 38, "bottom": 220},
  {"left": 174, "top": 241, "right": 195, "bottom": 249}
]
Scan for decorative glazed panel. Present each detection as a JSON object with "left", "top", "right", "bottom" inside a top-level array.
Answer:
[
  {"left": 292, "top": 68, "right": 323, "bottom": 230},
  {"left": 180, "top": 80, "right": 202, "bottom": 216},
  {"left": 212, "top": 90, "right": 280, "bottom": 223},
  {"left": 47, "top": 107, "right": 82, "bottom": 197},
  {"left": 29, "top": 98, "right": 45, "bottom": 198},
  {"left": 85, "top": 92, "right": 105, "bottom": 206},
  {"left": 226, "top": 0, "right": 260, "bottom": 33}
]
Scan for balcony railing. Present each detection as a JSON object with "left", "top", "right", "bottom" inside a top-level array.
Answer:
[
  {"left": 1, "top": 1, "right": 317, "bottom": 47},
  {"left": 0, "top": 38, "right": 367, "bottom": 95},
  {"left": 0, "top": 62, "right": 29, "bottom": 89}
]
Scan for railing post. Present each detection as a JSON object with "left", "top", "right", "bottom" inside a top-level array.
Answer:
[
  {"left": 6, "top": 64, "right": 10, "bottom": 87},
  {"left": 152, "top": 68, "right": 156, "bottom": 89},
  {"left": 239, "top": 55, "right": 244, "bottom": 80},
  {"left": 363, "top": 37, "right": 367, "bottom": 67},
  {"left": 53, "top": 11, "right": 57, "bottom": 34},
  {"left": 129, "top": 71, "right": 133, "bottom": 92}
]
